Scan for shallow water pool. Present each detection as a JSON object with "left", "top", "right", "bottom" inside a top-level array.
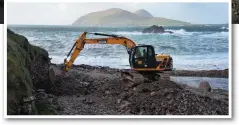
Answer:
[{"left": 170, "top": 76, "right": 228, "bottom": 90}]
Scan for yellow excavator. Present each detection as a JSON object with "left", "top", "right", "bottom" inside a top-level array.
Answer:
[{"left": 64, "top": 32, "right": 173, "bottom": 83}]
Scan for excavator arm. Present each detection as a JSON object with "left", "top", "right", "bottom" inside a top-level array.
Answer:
[{"left": 64, "top": 32, "right": 137, "bottom": 72}]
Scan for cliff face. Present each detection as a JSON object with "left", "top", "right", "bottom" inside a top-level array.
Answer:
[{"left": 7, "top": 29, "right": 53, "bottom": 115}]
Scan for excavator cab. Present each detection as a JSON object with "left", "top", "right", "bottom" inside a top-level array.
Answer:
[{"left": 129, "top": 45, "right": 157, "bottom": 69}]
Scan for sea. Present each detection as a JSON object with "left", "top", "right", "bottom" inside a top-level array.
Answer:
[{"left": 8, "top": 24, "right": 229, "bottom": 70}]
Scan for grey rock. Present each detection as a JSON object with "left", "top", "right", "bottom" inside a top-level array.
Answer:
[
  {"left": 117, "top": 99, "right": 122, "bottom": 104},
  {"left": 198, "top": 81, "right": 212, "bottom": 92},
  {"left": 142, "top": 25, "right": 173, "bottom": 34},
  {"left": 105, "top": 90, "right": 110, "bottom": 94},
  {"left": 119, "top": 101, "right": 131, "bottom": 110},
  {"left": 150, "top": 91, "right": 157, "bottom": 96}
]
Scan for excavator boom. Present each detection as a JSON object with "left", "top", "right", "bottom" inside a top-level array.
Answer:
[{"left": 64, "top": 32, "right": 136, "bottom": 72}]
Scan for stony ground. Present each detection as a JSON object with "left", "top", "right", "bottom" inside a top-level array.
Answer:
[{"left": 38, "top": 64, "right": 229, "bottom": 115}]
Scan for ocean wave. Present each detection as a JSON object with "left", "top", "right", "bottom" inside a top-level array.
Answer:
[
  {"left": 114, "top": 29, "right": 201, "bottom": 36},
  {"left": 220, "top": 26, "right": 228, "bottom": 30},
  {"left": 86, "top": 27, "right": 228, "bottom": 37},
  {"left": 166, "top": 29, "right": 195, "bottom": 35},
  {"left": 171, "top": 53, "right": 228, "bottom": 70},
  {"left": 112, "top": 31, "right": 143, "bottom": 35},
  {"left": 50, "top": 53, "right": 228, "bottom": 70},
  {"left": 200, "top": 32, "right": 228, "bottom": 38},
  {"left": 158, "top": 45, "right": 177, "bottom": 50},
  {"left": 112, "top": 29, "right": 194, "bottom": 36},
  {"left": 165, "top": 25, "right": 228, "bottom": 32},
  {"left": 10, "top": 25, "right": 229, "bottom": 70},
  {"left": 51, "top": 55, "right": 130, "bottom": 69}
]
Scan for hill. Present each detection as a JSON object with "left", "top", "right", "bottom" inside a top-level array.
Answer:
[
  {"left": 134, "top": 9, "right": 153, "bottom": 17},
  {"left": 72, "top": 8, "right": 191, "bottom": 26}
]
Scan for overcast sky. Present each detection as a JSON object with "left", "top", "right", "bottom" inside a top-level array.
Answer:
[{"left": 7, "top": 2, "right": 228, "bottom": 25}]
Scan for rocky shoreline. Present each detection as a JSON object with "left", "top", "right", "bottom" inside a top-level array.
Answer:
[{"left": 7, "top": 29, "right": 229, "bottom": 115}]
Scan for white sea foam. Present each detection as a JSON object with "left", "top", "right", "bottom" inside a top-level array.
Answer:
[
  {"left": 200, "top": 32, "right": 228, "bottom": 38},
  {"left": 112, "top": 29, "right": 194, "bottom": 36},
  {"left": 220, "top": 26, "right": 229, "bottom": 30},
  {"left": 167, "top": 29, "right": 193, "bottom": 35}
]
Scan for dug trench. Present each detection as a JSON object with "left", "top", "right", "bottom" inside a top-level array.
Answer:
[{"left": 7, "top": 29, "right": 229, "bottom": 115}]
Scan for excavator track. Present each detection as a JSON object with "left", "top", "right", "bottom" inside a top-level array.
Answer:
[
  {"left": 120, "top": 70, "right": 171, "bottom": 85},
  {"left": 121, "top": 70, "right": 144, "bottom": 85}
]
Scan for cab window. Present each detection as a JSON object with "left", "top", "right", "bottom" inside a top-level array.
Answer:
[{"left": 135, "top": 47, "right": 147, "bottom": 58}]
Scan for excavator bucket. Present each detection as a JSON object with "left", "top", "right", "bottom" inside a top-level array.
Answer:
[
  {"left": 49, "top": 65, "right": 64, "bottom": 84},
  {"left": 120, "top": 70, "right": 144, "bottom": 86}
]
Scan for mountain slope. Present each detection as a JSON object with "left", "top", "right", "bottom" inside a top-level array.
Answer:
[
  {"left": 134, "top": 9, "right": 153, "bottom": 17},
  {"left": 72, "top": 8, "right": 191, "bottom": 26}
]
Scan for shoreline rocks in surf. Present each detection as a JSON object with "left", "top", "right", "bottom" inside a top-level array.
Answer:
[{"left": 142, "top": 25, "right": 173, "bottom": 34}]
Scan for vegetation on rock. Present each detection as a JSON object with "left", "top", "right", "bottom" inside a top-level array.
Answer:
[{"left": 7, "top": 29, "right": 53, "bottom": 115}]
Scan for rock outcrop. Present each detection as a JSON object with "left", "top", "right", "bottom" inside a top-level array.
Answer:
[
  {"left": 7, "top": 29, "right": 58, "bottom": 115},
  {"left": 142, "top": 25, "right": 173, "bottom": 34}
]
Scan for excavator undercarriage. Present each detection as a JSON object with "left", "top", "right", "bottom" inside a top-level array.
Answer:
[{"left": 120, "top": 70, "right": 171, "bottom": 85}]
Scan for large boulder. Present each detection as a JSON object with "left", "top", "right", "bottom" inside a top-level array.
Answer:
[
  {"left": 198, "top": 81, "right": 212, "bottom": 92},
  {"left": 142, "top": 25, "right": 173, "bottom": 34}
]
